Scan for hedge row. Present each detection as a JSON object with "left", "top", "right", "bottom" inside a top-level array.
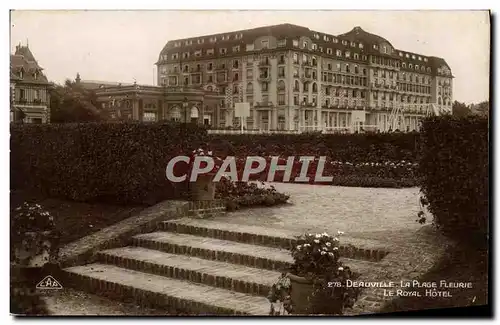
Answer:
[
  {"left": 207, "top": 132, "right": 419, "bottom": 163},
  {"left": 11, "top": 122, "right": 421, "bottom": 205},
  {"left": 418, "top": 115, "right": 489, "bottom": 243},
  {"left": 10, "top": 122, "right": 206, "bottom": 205}
]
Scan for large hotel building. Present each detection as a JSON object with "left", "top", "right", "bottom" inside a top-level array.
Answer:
[{"left": 155, "top": 23, "right": 453, "bottom": 132}]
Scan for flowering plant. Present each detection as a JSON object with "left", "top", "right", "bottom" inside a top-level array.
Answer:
[
  {"left": 268, "top": 231, "right": 359, "bottom": 315},
  {"left": 187, "top": 147, "right": 223, "bottom": 178},
  {"left": 10, "top": 202, "right": 60, "bottom": 266}
]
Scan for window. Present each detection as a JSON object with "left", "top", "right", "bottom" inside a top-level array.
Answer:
[
  {"left": 312, "top": 82, "right": 317, "bottom": 93},
  {"left": 278, "top": 66, "right": 285, "bottom": 77},
  {"left": 293, "top": 40, "right": 299, "bottom": 47},
  {"left": 294, "top": 95, "right": 299, "bottom": 105},
  {"left": 262, "top": 82, "right": 269, "bottom": 91},
  {"left": 194, "top": 50, "right": 202, "bottom": 57},
  {"left": 354, "top": 65, "right": 359, "bottom": 74},
  {"left": 246, "top": 69, "right": 253, "bottom": 79},
  {"left": 293, "top": 53, "right": 299, "bottom": 64},
  {"left": 354, "top": 53, "right": 359, "bottom": 60},
  {"left": 197, "top": 39, "right": 204, "bottom": 44},
  {"left": 172, "top": 53, "right": 178, "bottom": 60},
  {"left": 327, "top": 63, "right": 332, "bottom": 70},
  {"left": 221, "top": 35, "right": 230, "bottom": 41},
  {"left": 406, "top": 53, "right": 410, "bottom": 58},
  {"left": 247, "top": 82, "right": 253, "bottom": 93},
  {"left": 183, "top": 65, "right": 189, "bottom": 72},
  {"left": 409, "top": 64, "right": 413, "bottom": 69},
  {"left": 333, "top": 38, "right": 338, "bottom": 43},
  {"left": 293, "top": 68, "right": 299, "bottom": 77},
  {"left": 233, "top": 73, "right": 239, "bottom": 81},
  {"left": 351, "top": 42, "right": 356, "bottom": 47},
  {"left": 246, "top": 44, "right": 255, "bottom": 51},
  {"left": 342, "top": 40, "right": 348, "bottom": 45},
  {"left": 359, "top": 43, "right": 363, "bottom": 49},
  {"left": 261, "top": 40, "right": 269, "bottom": 49},
  {"left": 373, "top": 44, "right": 378, "bottom": 49},
  {"left": 382, "top": 46, "right": 387, "bottom": 54},
  {"left": 345, "top": 64, "right": 350, "bottom": 73},
  {"left": 402, "top": 62, "right": 406, "bottom": 68},
  {"left": 303, "top": 82, "right": 309, "bottom": 92},
  {"left": 335, "top": 49, "right": 341, "bottom": 56},
  {"left": 220, "top": 48, "right": 227, "bottom": 55},
  {"left": 207, "top": 75, "right": 213, "bottom": 83},
  {"left": 233, "top": 85, "right": 238, "bottom": 94},
  {"left": 303, "top": 41, "right": 308, "bottom": 49},
  {"left": 336, "top": 63, "right": 341, "bottom": 71},
  {"left": 209, "top": 37, "right": 217, "bottom": 43},
  {"left": 312, "top": 44, "right": 317, "bottom": 50},
  {"left": 184, "top": 77, "right": 189, "bottom": 85},
  {"left": 183, "top": 52, "right": 189, "bottom": 59},
  {"left": 207, "top": 49, "right": 214, "bottom": 55},
  {"left": 174, "top": 42, "right": 180, "bottom": 47},
  {"left": 415, "top": 65, "right": 419, "bottom": 70},
  {"left": 327, "top": 48, "right": 333, "bottom": 55},
  {"left": 278, "top": 94, "right": 286, "bottom": 105},
  {"left": 235, "top": 33, "right": 243, "bottom": 39},
  {"left": 277, "top": 80, "right": 286, "bottom": 91},
  {"left": 277, "top": 39, "right": 286, "bottom": 47},
  {"left": 233, "top": 60, "right": 239, "bottom": 69},
  {"left": 345, "top": 51, "right": 350, "bottom": 58},
  {"left": 294, "top": 80, "right": 300, "bottom": 91},
  {"left": 233, "top": 46, "right": 240, "bottom": 52},
  {"left": 314, "top": 33, "right": 319, "bottom": 39}
]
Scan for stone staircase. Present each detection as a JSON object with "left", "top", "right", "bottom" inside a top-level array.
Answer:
[{"left": 62, "top": 218, "right": 391, "bottom": 315}]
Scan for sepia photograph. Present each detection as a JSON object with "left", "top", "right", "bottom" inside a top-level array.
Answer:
[{"left": 9, "top": 8, "right": 490, "bottom": 317}]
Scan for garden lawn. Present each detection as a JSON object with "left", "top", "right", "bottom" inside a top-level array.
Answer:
[{"left": 10, "top": 190, "right": 145, "bottom": 246}]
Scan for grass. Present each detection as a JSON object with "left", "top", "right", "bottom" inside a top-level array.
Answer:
[
  {"left": 10, "top": 190, "right": 146, "bottom": 246},
  {"left": 380, "top": 243, "right": 488, "bottom": 314}
]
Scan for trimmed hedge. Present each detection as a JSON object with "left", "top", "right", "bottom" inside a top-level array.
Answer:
[
  {"left": 207, "top": 132, "right": 419, "bottom": 163},
  {"left": 418, "top": 115, "right": 489, "bottom": 242},
  {"left": 11, "top": 122, "right": 207, "bottom": 205}
]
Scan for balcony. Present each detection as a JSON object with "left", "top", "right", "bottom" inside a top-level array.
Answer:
[
  {"left": 258, "top": 60, "right": 271, "bottom": 67},
  {"left": 258, "top": 74, "right": 271, "bottom": 82}
]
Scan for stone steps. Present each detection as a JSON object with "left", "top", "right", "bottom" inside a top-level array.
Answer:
[
  {"left": 63, "top": 263, "right": 269, "bottom": 315},
  {"left": 96, "top": 246, "right": 281, "bottom": 297},
  {"left": 160, "top": 218, "right": 390, "bottom": 261}
]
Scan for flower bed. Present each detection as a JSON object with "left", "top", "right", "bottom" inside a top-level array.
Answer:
[{"left": 215, "top": 178, "right": 290, "bottom": 211}]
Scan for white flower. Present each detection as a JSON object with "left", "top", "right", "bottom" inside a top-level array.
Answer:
[
  {"left": 328, "top": 252, "right": 334, "bottom": 256},
  {"left": 338, "top": 267, "right": 344, "bottom": 271},
  {"left": 315, "top": 234, "right": 321, "bottom": 238},
  {"left": 314, "top": 239, "right": 320, "bottom": 244},
  {"left": 296, "top": 245, "right": 302, "bottom": 250},
  {"left": 322, "top": 246, "right": 327, "bottom": 250},
  {"left": 303, "top": 243, "right": 311, "bottom": 247},
  {"left": 192, "top": 150, "right": 196, "bottom": 153},
  {"left": 320, "top": 251, "right": 326, "bottom": 255},
  {"left": 333, "top": 247, "right": 339, "bottom": 251},
  {"left": 208, "top": 151, "right": 213, "bottom": 156},
  {"left": 322, "top": 232, "right": 329, "bottom": 237},
  {"left": 308, "top": 233, "right": 312, "bottom": 237},
  {"left": 333, "top": 237, "right": 339, "bottom": 242},
  {"left": 325, "top": 242, "right": 331, "bottom": 247},
  {"left": 337, "top": 231, "right": 344, "bottom": 235}
]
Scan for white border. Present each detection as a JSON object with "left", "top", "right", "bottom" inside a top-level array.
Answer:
[{"left": 2, "top": 1, "right": 496, "bottom": 324}]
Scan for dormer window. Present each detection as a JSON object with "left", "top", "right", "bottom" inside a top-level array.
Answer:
[
  {"left": 333, "top": 38, "right": 338, "bottom": 43},
  {"left": 412, "top": 55, "right": 416, "bottom": 59},
  {"left": 424, "top": 58, "right": 428, "bottom": 62},
  {"left": 209, "top": 37, "right": 217, "bottom": 43},
  {"left": 292, "top": 40, "right": 299, "bottom": 47},
  {"left": 235, "top": 33, "right": 243, "bottom": 39},
  {"left": 174, "top": 42, "right": 181, "bottom": 47},
  {"left": 350, "top": 42, "right": 356, "bottom": 47},
  {"left": 19, "top": 69, "right": 23, "bottom": 79},
  {"left": 402, "top": 62, "right": 406, "bottom": 68},
  {"left": 314, "top": 33, "right": 319, "bottom": 39},
  {"left": 427, "top": 67, "right": 431, "bottom": 73},
  {"left": 277, "top": 39, "right": 286, "bottom": 47},
  {"left": 399, "top": 52, "right": 403, "bottom": 57},
  {"left": 207, "top": 49, "right": 214, "bottom": 55},
  {"left": 172, "top": 53, "right": 178, "bottom": 60},
  {"left": 34, "top": 70, "right": 38, "bottom": 80},
  {"left": 261, "top": 40, "right": 269, "bottom": 49},
  {"left": 246, "top": 44, "right": 255, "bottom": 51},
  {"left": 312, "top": 44, "right": 317, "bottom": 50},
  {"left": 342, "top": 40, "right": 348, "bottom": 45},
  {"left": 373, "top": 44, "right": 378, "bottom": 49},
  {"left": 409, "top": 64, "right": 413, "bottom": 69},
  {"left": 345, "top": 51, "right": 350, "bottom": 58},
  {"left": 327, "top": 48, "right": 333, "bottom": 55},
  {"left": 302, "top": 41, "right": 308, "bottom": 49},
  {"left": 194, "top": 50, "right": 202, "bottom": 57},
  {"left": 324, "top": 35, "right": 330, "bottom": 41},
  {"left": 221, "top": 35, "right": 230, "bottom": 41},
  {"left": 405, "top": 53, "right": 410, "bottom": 58},
  {"left": 415, "top": 65, "right": 419, "bottom": 70},
  {"left": 220, "top": 48, "right": 227, "bottom": 55},
  {"left": 233, "top": 45, "right": 240, "bottom": 52},
  {"left": 359, "top": 43, "right": 363, "bottom": 49},
  {"left": 335, "top": 49, "right": 341, "bottom": 56},
  {"left": 183, "top": 52, "right": 189, "bottom": 59},
  {"left": 197, "top": 39, "right": 204, "bottom": 44}
]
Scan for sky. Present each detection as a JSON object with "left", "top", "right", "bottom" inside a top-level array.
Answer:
[{"left": 10, "top": 10, "right": 490, "bottom": 104}]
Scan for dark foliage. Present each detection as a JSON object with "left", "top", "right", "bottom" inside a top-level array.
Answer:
[
  {"left": 418, "top": 115, "right": 489, "bottom": 244},
  {"left": 11, "top": 122, "right": 207, "bottom": 205}
]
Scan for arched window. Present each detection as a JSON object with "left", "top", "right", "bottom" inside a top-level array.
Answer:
[
  {"left": 325, "top": 87, "right": 331, "bottom": 95},
  {"left": 312, "top": 82, "right": 317, "bottom": 93},
  {"left": 345, "top": 64, "right": 350, "bottom": 73},
  {"left": 170, "top": 106, "right": 181, "bottom": 121},
  {"left": 294, "top": 80, "right": 300, "bottom": 91},
  {"left": 303, "top": 82, "right": 309, "bottom": 92},
  {"left": 247, "top": 82, "right": 253, "bottom": 93},
  {"left": 277, "top": 80, "right": 286, "bottom": 91},
  {"left": 438, "top": 97, "right": 442, "bottom": 105},
  {"left": 312, "top": 56, "right": 317, "bottom": 66}
]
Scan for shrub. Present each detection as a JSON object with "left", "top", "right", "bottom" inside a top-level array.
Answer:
[
  {"left": 10, "top": 122, "right": 207, "bottom": 205},
  {"left": 418, "top": 115, "right": 489, "bottom": 244}
]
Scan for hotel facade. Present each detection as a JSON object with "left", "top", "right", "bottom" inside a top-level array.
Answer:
[{"left": 156, "top": 24, "right": 453, "bottom": 132}]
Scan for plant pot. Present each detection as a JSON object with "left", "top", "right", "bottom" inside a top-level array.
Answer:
[
  {"left": 190, "top": 173, "right": 216, "bottom": 201},
  {"left": 287, "top": 273, "right": 314, "bottom": 315}
]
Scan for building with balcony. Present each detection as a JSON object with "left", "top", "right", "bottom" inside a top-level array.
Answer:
[
  {"left": 10, "top": 43, "right": 51, "bottom": 123},
  {"left": 156, "top": 23, "right": 454, "bottom": 132}
]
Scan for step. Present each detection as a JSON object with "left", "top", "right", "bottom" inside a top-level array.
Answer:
[
  {"left": 97, "top": 246, "right": 281, "bottom": 297},
  {"left": 132, "top": 232, "right": 292, "bottom": 272},
  {"left": 160, "top": 218, "right": 390, "bottom": 261},
  {"left": 130, "top": 232, "right": 385, "bottom": 277},
  {"left": 63, "top": 263, "right": 270, "bottom": 315}
]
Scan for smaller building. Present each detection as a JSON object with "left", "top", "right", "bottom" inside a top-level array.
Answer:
[
  {"left": 90, "top": 79, "right": 225, "bottom": 125},
  {"left": 10, "top": 42, "right": 51, "bottom": 123}
]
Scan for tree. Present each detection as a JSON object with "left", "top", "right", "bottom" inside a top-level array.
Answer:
[
  {"left": 452, "top": 100, "right": 470, "bottom": 117},
  {"left": 49, "top": 79, "right": 102, "bottom": 123}
]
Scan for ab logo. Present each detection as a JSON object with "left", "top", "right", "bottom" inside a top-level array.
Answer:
[{"left": 36, "top": 275, "right": 63, "bottom": 290}]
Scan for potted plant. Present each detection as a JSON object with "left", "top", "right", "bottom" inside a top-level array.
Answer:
[
  {"left": 188, "top": 148, "right": 223, "bottom": 201},
  {"left": 10, "top": 202, "right": 60, "bottom": 315},
  {"left": 268, "top": 231, "right": 358, "bottom": 315}
]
